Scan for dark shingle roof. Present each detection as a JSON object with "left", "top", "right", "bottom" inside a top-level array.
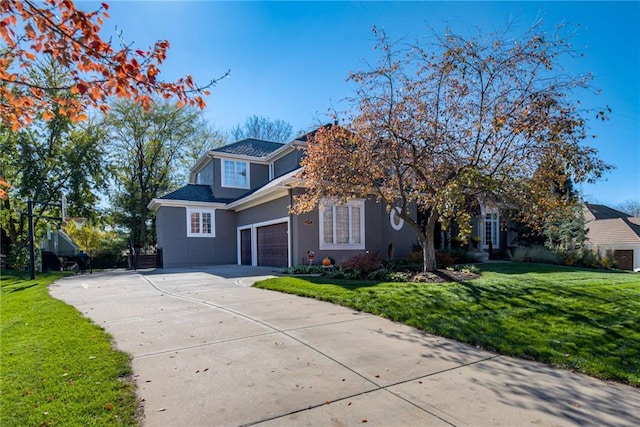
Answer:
[
  {"left": 159, "top": 185, "right": 234, "bottom": 204},
  {"left": 213, "top": 138, "right": 284, "bottom": 157},
  {"left": 585, "top": 204, "right": 631, "bottom": 220}
]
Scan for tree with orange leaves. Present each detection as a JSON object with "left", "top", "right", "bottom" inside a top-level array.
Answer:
[
  {"left": 0, "top": 0, "right": 228, "bottom": 131},
  {"left": 293, "top": 23, "right": 612, "bottom": 272}
]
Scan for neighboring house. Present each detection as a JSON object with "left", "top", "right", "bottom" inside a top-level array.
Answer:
[
  {"left": 583, "top": 203, "right": 640, "bottom": 271},
  {"left": 149, "top": 128, "right": 513, "bottom": 269},
  {"left": 41, "top": 229, "right": 78, "bottom": 257}
]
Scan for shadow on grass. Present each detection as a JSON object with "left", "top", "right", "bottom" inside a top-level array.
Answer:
[{"left": 479, "top": 261, "right": 634, "bottom": 275}]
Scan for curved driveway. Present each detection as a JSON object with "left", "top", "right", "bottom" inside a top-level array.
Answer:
[{"left": 50, "top": 266, "right": 639, "bottom": 426}]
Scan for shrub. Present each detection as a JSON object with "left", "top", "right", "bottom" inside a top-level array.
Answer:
[
  {"left": 580, "top": 250, "right": 602, "bottom": 269},
  {"left": 339, "top": 252, "right": 384, "bottom": 277},
  {"left": 407, "top": 251, "right": 423, "bottom": 263},
  {"left": 388, "top": 271, "right": 411, "bottom": 282},
  {"left": 366, "top": 269, "right": 389, "bottom": 281},
  {"left": 282, "top": 264, "right": 326, "bottom": 274},
  {"left": 91, "top": 249, "right": 127, "bottom": 269},
  {"left": 510, "top": 246, "right": 561, "bottom": 264},
  {"left": 448, "top": 264, "right": 480, "bottom": 274},
  {"left": 435, "top": 251, "right": 454, "bottom": 268}
]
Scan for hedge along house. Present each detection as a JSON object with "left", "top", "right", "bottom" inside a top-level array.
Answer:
[{"left": 148, "top": 129, "right": 418, "bottom": 269}]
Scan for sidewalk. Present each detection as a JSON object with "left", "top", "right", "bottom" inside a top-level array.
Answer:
[{"left": 50, "top": 267, "right": 640, "bottom": 426}]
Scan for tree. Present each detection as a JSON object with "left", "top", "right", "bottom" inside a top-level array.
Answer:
[
  {"left": 230, "top": 115, "right": 293, "bottom": 142},
  {"left": 0, "top": 0, "right": 228, "bottom": 131},
  {"left": 0, "top": 60, "right": 110, "bottom": 247},
  {"left": 293, "top": 23, "right": 612, "bottom": 272},
  {"left": 616, "top": 199, "right": 640, "bottom": 217},
  {"left": 106, "top": 99, "right": 214, "bottom": 245}
]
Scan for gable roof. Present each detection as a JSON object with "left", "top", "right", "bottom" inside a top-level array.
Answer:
[
  {"left": 584, "top": 203, "right": 631, "bottom": 221},
  {"left": 586, "top": 218, "right": 640, "bottom": 245},
  {"left": 213, "top": 138, "right": 284, "bottom": 158},
  {"left": 583, "top": 203, "right": 640, "bottom": 246}
]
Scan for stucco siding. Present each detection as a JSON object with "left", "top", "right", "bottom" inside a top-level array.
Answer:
[
  {"left": 291, "top": 193, "right": 417, "bottom": 265},
  {"left": 236, "top": 196, "right": 290, "bottom": 227},
  {"left": 273, "top": 150, "right": 300, "bottom": 178},
  {"left": 156, "top": 206, "right": 236, "bottom": 268}
]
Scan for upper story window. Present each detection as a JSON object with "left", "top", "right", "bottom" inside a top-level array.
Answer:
[
  {"left": 319, "top": 199, "right": 365, "bottom": 250},
  {"left": 195, "top": 164, "right": 213, "bottom": 186},
  {"left": 222, "top": 159, "right": 249, "bottom": 189},
  {"left": 187, "top": 208, "right": 215, "bottom": 237}
]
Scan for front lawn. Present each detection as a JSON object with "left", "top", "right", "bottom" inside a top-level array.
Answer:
[
  {"left": 1, "top": 271, "right": 139, "bottom": 426},
  {"left": 255, "top": 262, "right": 640, "bottom": 386}
]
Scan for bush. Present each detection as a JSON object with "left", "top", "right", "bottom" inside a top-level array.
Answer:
[
  {"left": 282, "top": 264, "right": 326, "bottom": 274},
  {"left": 366, "top": 269, "right": 389, "bottom": 281},
  {"left": 510, "top": 246, "right": 561, "bottom": 264},
  {"left": 339, "top": 252, "right": 384, "bottom": 278},
  {"left": 448, "top": 264, "right": 480, "bottom": 274},
  {"left": 580, "top": 250, "right": 602, "bottom": 269},
  {"left": 388, "top": 271, "right": 411, "bottom": 282},
  {"left": 435, "top": 251, "right": 454, "bottom": 268},
  {"left": 91, "top": 249, "right": 127, "bottom": 269}
]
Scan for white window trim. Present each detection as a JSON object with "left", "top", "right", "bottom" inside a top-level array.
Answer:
[
  {"left": 186, "top": 208, "right": 216, "bottom": 238},
  {"left": 319, "top": 199, "right": 366, "bottom": 250},
  {"left": 221, "top": 159, "right": 250, "bottom": 189},
  {"left": 268, "top": 162, "right": 275, "bottom": 181}
]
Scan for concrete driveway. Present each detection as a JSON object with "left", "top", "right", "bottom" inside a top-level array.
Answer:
[{"left": 50, "top": 266, "right": 639, "bottom": 426}]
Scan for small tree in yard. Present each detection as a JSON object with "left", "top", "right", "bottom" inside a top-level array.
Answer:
[{"left": 293, "top": 23, "right": 611, "bottom": 272}]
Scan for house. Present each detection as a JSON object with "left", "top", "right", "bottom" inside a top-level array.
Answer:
[
  {"left": 583, "top": 204, "right": 640, "bottom": 271},
  {"left": 149, "top": 131, "right": 419, "bottom": 268},
  {"left": 149, "top": 127, "right": 514, "bottom": 269}
]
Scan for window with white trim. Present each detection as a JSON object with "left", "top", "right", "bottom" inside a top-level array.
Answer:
[
  {"left": 186, "top": 208, "right": 215, "bottom": 237},
  {"left": 483, "top": 211, "right": 499, "bottom": 249},
  {"left": 222, "top": 159, "right": 249, "bottom": 188},
  {"left": 319, "top": 200, "right": 365, "bottom": 250}
]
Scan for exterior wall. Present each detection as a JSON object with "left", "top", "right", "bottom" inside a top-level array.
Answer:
[
  {"left": 211, "top": 159, "right": 269, "bottom": 199},
  {"left": 235, "top": 196, "right": 290, "bottom": 227},
  {"left": 290, "top": 189, "right": 417, "bottom": 265},
  {"left": 156, "top": 206, "right": 236, "bottom": 268},
  {"left": 273, "top": 150, "right": 302, "bottom": 178},
  {"left": 587, "top": 243, "right": 640, "bottom": 271}
]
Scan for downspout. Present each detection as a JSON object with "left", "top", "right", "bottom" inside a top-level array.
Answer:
[{"left": 288, "top": 187, "right": 294, "bottom": 268}]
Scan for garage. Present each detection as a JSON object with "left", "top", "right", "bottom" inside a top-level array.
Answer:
[
  {"left": 256, "top": 222, "right": 288, "bottom": 267},
  {"left": 614, "top": 250, "right": 634, "bottom": 271}
]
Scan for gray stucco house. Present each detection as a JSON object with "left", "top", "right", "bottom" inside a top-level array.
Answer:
[
  {"left": 149, "top": 131, "right": 419, "bottom": 268},
  {"left": 149, "top": 128, "right": 512, "bottom": 269}
]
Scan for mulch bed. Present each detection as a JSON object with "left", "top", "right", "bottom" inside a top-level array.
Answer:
[{"left": 409, "top": 269, "right": 480, "bottom": 283}]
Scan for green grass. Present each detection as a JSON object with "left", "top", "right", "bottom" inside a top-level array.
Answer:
[
  {"left": 1, "top": 270, "right": 139, "bottom": 426},
  {"left": 255, "top": 262, "right": 640, "bottom": 386}
]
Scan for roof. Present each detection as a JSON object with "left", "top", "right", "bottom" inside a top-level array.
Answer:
[
  {"left": 583, "top": 204, "right": 640, "bottom": 246},
  {"left": 585, "top": 217, "right": 640, "bottom": 246},
  {"left": 584, "top": 203, "right": 631, "bottom": 221},
  {"left": 213, "top": 138, "right": 284, "bottom": 158},
  {"left": 158, "top": 184, "right": 235, "bottom": 204}
]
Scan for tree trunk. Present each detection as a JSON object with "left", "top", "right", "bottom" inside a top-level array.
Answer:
[{"left": 421, "top": 209, "right": 439, "bottom": 272}]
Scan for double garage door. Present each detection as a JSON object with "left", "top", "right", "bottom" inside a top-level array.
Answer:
[{"left": 240, "top": 222, "right": 288, "bottom": 267}]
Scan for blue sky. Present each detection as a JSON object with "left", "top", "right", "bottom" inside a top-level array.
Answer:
[{"left": 96, "top": 1, "right": 639, "bottom": 207}]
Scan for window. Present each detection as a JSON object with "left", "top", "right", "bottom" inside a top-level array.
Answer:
[
  {"left": 319, "top": 200, "right": 365, "bottom": 250},
  {"left": 195, "top": 165, "right": 213, "bottom": 186},
  {"left": 483, "top": 211, "right": 499, "bottom": 249},
  {"left": 222, "top": 159, "right": 249, "bottom": 188},
  {"left": 187, "top": 208, "right": 215, "bottom": 237}
]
